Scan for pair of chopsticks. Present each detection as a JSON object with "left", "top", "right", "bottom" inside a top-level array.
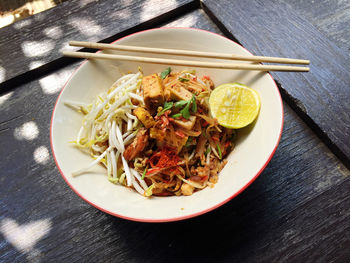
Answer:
[{"left": 63, "top": 41, "right": 310, "bottom": 72}]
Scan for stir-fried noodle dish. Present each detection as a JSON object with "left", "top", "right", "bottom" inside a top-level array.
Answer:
[{"left": 67, "top": 68, "right": 235, "bottom": 197}]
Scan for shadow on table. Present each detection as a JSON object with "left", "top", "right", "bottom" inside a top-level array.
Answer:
[
  {"left": 108, "top": 173, "right": 277, "bottom": 262},
  {"left": 0, "top": 0, "right": 195, "bottom": 88}
]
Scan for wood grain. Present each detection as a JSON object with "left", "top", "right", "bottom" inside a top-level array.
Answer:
[
  {"left": 202, "top": 0, "right": 350, "bottom": 167},
  {"left": 0, "top": 9, "right": 349, "bottom": 263},
  {"left": 279, "top": 0, "right": 350, "bottom": 53},
  {"left": 0, "top": 68, "right": 348, "bottom": 262},
  {"left": 0, "top": 0, "right": 197, "bottom": 84}
]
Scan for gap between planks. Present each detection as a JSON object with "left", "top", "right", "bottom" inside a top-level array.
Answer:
[
  {"left": 200, "top": 1, "right": 350, "bottom": 170},
  {"left": 0, "top": 0, "right": 200, "bottom": 92}
]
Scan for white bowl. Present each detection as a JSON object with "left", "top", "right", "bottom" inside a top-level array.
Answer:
[{"left": 51, "top": 28, "right": 283, "bottom": 222}]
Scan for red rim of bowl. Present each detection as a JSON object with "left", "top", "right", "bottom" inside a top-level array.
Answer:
[{"left": 50, "top": 27, "right": 284, "bottom": 223}]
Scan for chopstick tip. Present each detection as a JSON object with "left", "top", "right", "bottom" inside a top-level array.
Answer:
[{"left": 69, "top": 40, "right": 81, "bottom": 46}]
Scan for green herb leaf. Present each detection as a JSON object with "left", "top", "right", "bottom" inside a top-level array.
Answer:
[
  {"left": 184, "top": 137, "right": 193, "bottom": 147},
  {"left": 157, "top": 101, "right": 174, "bottom": 116},
  {"left": 178, "top": 77, "right": 190, "bottom": 82},
  {"left": 171, "top": 113, "right": 182, "bottom": 118},
  {"left": 164, "top": 101, "right": 173, "bottom": 109},
  {"left": 204, "top": 146, "right": 211, "bottom": 156},
  {"left": 180, "top": 103, "right": 191, "bottom": 119},
  {"left": 141, "top": 166, "right": 148, "bottom": 180},
  {"left": 160, "top": 67, "right": 171, "bottom": 79},
  {"left": 217, "top": 144, "right": 222, "bottom": 159},
  {"left": 191, "top": 95, "right": 197, "bottom": 113},
  {"left": 174, "top": 100, "right": 188, "bottom": 108},
  {"left": 174, "top": 95, "right": 196, "bottom": 118}
]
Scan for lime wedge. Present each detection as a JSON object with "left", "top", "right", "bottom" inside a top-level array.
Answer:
[{"left": 209, "top": 83, "right": 260, "bottom": 129}]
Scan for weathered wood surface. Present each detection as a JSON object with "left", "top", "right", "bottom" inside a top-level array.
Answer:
[
  {"left": 0, "top": 66, "right": 348, "bottom": 262},
  {"left": 279, "top": 0, "right": 350, "bottom": 53},
  {"left": 0, "top": 0, "right": 197, "bottom": 85},
  {"left": 202, "top": 0, "right": 350, "bottom": 165},
  {"left": 0, "top": 8, "right": 349, "bottom": 262},
  {"left": 1, "top": 1, "right": 350, "bottom": 262}
]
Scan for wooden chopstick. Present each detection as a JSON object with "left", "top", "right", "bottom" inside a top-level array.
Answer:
[
  {"left": 69, "top": 40, "right": 310, "bottom": 65},
  {"left": 63, "top": 51, "right": 310, "bottom": 72}
]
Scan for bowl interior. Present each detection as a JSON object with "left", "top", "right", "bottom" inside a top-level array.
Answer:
[{"left": 51, "top": 28, "right": 283, "bottom": 222}]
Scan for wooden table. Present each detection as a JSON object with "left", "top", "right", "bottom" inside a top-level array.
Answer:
[{"left": 0, "top": 1, "right": 349, "bottom": 262}]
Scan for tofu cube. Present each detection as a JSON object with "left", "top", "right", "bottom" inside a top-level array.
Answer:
[
  {"left": 150, "top": 127, "right": 188, "bottom": 153},
  {"left": 142, "top": 74, "right": 164, "bottom": 111},
  {"left": 149, "top": 127, "right": 166, "bottom": 141},
  {"left": 162, "top": 130, "right": 188, "bottom": 153},
  {"left": 181, "top": 183, "right": 194, "bottom": 196},
  {"left": 133, "top": 107, "right": 155, "bottom": 128},
  {"left": 173, "top": 116, "right": 196, "bottom": 130},
  {"left": 167, "top": 84, "right": 193, "bottom": 101}
]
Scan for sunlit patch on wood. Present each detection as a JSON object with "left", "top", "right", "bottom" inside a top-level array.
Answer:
[
  {"left": 43, "top": 26, "right": 63, "bottom": 39},
  {"left": 0, "top": 91, "right": 13, "bottom": 106},
  {"left": 34, "top": 146, "right": 50, "bottom": 164},
  {"left": 68, "top": 17, "right": 104, "bottom": 37},
  {"left": 29, "top": 61, "right": 46, "bottom": 70},
  {"left": 14, "top": 121, "right": 39, "bottom": 141},
  {"left": 0, "top": 218, "right": 52, "bottom": 262},
  {"left": 141, "top": 0, "right": 177, "bottom": 20},
  {"left": 38, "top": 69, "right": 71, "bottom": 94},
  {"left": 0, "top": 66, "right": 5, "bottom": 82},
  {"left": 22, "top": 40, "right": 55, "bottom": 57}
]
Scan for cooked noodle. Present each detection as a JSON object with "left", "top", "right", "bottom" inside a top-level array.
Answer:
[{"left": 68, "top": 69, "right": 235, "bottom": 196}]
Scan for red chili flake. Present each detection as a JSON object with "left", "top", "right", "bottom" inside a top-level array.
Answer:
[
  {"left": 202, "top": 120, "right": 209, "bottom": 127},
  {"left": 201, "top": 175, "right": 208, "bottom": 182},
  {"left": 146, "top": 167, "right": 161, "bottom": 175},
  {"left": 225, "top": 141, "right": 231, "bottom": 148},
  {"left": 149, "top": 147, "right": 181, "bottom": 171},
  {"left": 161, "top": 115, "right": 169, "bottom": 128},
  {"left": 164, "top": 110, "right": 171, "bottom": 117},
  {"left": 148, "top": 152, "right": 162, "bottom": 167},
  {"left": 175, "top": 130, "right": 185, "bottom": 138},
  {"left": 203, "top": 75, "right": 210, "bottom": 80},
  {"left": 212, "top": 136, "right": 220, "bottom": 142}
]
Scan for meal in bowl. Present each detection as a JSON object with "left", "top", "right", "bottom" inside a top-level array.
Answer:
[{"left": 66, "top": 67, "right": 260, "bottom": 197}]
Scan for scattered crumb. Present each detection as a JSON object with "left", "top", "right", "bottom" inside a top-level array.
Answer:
[{"left": 181, "top": 207, "right": 184, "bottom": 210}]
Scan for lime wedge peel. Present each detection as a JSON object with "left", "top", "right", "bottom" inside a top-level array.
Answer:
[{"left": 209, "top": 83, "right": 261, "bottom": 129}]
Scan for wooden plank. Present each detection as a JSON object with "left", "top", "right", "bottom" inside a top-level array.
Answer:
[
  {"left": 0, "top": 65, "right": 348, "bottom": 262},
  {"left": 164, "top": 7, "right": 223, "bottom": 34},
  {"left": 279, "top": 0, "right": 350, "bottom": 53},
  {"left": 0, "top": 9, "right": 349, "bottom": 263},
  {"left": 0, "top": 0, "right": 197, "bottom": 84},
  {"left": 201, "top": 0, "right": 350, "bottom": 165}
]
